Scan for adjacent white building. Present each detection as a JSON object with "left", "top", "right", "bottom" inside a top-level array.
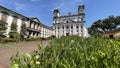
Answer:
[
  {"left": 0, "top": 6, "right": 54, "bottom": 38},
  {"left": 53, "top": 4, "right": 89, "bottom": 38}
]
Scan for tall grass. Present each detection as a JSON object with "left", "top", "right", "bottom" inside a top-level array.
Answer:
[{"left": 11, "top": 36, "right": 120, "bottom": 68}]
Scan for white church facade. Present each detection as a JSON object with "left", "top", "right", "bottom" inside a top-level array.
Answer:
[{"left": 53, "top": 4, "right": 89, "bottom": 38}]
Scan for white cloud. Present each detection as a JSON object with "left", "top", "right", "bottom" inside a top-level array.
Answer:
[
  {"left": 54, "top": 3, "right": 64, "bottom": 9},
  {"left": 14, "top": 2, "right": 26, "bottom": 11}
]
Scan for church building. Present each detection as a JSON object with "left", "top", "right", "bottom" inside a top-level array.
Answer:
[{"left": 53, "top": 4, "right": 89, "bottom": 38}]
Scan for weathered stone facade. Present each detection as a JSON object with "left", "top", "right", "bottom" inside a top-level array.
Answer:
[
  {"left": 53, "top": 4, "right": 89, "bottom": 38},
  {"left": 0, "top": 6, "right": 54, "bottom": 38}
]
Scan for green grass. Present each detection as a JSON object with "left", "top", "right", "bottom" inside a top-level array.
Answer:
[{"left": 11, "top": 36, "right": 120, "bottom": 68}]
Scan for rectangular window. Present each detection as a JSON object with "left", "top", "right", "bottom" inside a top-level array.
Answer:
[
  {"left": 81, "top": 26, "right": 83, "bottom": 28},
  {"left": 76, "top": 26, "right": 79, "bottom": 28},
  {"left": 81, "top": 18, "right": 83, "bottom": 21},
  {"left": 58, "top": 27, "right": 60, "bottom": 29}
]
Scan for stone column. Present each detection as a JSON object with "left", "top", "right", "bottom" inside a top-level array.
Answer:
[
  {"left": 17, "top": 19, "right": 22, "bottom": 34},
  {"left": 43, "top": 27, "right": 45, "bottom": 38},
  {"left": 44, "top": 28, "right": 46, "bottom": 38},
  {"left": 5, "top": 15, "right": 13, "bottom": 37},
  {"left": 33, "top": 22, "right": 34, "bottom": 29},
  {"left": 59, "top": 25, "right": 62, "bottom": 37},
  {"left": 42, "top": 27, "right": 44, "bottom": 38},
  {"left": 69, "top": 25, "right": 71, "bottom": 35},
  {"left": 55, "top": 26, "right": 58, "bottom": 38},
  {"left": 73, "top": 24, "right": 76, "bottom": 35},
  {"left": 41, "top": 26, "right": 43, "bottom": 38},
  {"left": 31, "top": 32, "right": 33, "bottom": 37},
  {"left": 0, "top": 12, "right": 2, "bottom": 20},
  {"left": 25, "top": 21, "right": 29, "bottom": 28},
  {"left": 31, "top": 22, "right": 33, "bottom": 28}
]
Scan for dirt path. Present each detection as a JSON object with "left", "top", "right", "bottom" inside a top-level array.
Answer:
[{"left": 0, "top": 40, "right": 50, "bottom": 68}]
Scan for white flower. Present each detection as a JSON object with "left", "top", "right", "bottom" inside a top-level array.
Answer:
[{"left": 71, "top": 40, "right": 75, "bottom": 43}]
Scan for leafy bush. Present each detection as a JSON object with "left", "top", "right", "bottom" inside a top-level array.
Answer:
[
  {"left": 11, "top": 23, "right": 17, "bottom": 31},
  {"left": 11, "top": 36, "right": 120, "bottom": 68},
  {"left": 0, "top": 38, "right": 15, "bottom": 43},
  {"left": 0, "top": 20, "right": 7, "bottom": 37},
  {"left": 20, "top": 23, "right": 27, "bottom": 40},
  {"left": 9, "top": 31, "right": 20, "bottom": 42}
]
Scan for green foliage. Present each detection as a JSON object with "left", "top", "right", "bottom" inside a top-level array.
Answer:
[
  {"left": 20, "top": 23, "right": 27, "bottom": 38},
  {"left": 0, "top": 20, "right": 7, "bottom": 31},
  {"left": 11, "top": 36, "right": 120, "bottom": 68},
  {"left": 11, "top": 23, "right": 17, "bottom": 31},
  {"left": 9, "top": 31, "right": 20, "bottom": 42},
  {"left": 88, "top": 15, "right": 120, "bottom": 36},
  {"left": 9, "top": 23, "right": 20, "bottom": 42},
  {"left": 0, "top": 38, "right": 15, "bottom": 43},
  {"left": 0, "top": 20, "right": 7, "bottom": 36}
]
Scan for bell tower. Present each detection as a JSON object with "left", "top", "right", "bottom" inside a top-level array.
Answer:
[
  {"left": 53, "top": 9, "right": 60, "bottom": 18},
  {"left": 78, "top": 4, "right": 85, "bottom": 15}
]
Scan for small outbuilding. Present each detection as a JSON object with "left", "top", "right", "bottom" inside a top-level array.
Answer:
[{"left": 105, "top": 28, "right": 120, "bottom": 40}]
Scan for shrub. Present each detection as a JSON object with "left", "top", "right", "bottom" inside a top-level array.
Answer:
[
  {"left": 11, "top": 36, "right": 120, "bottom": 68},
  {"left": 9, "top": 32, "right": 20, "bottom": 42},
  {"left": 0, "top": 38, "right": 15, "bottom": 43},
  {"left": 20, "top": 23, "right": 27, "bottom": 40},
  {"left": 0, "top": 20, "right": 7, "bottom": 37}
]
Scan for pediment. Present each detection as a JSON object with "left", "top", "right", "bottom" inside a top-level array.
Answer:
[{"left": 31, "top": 18, "right": 41, "bottom": 23}]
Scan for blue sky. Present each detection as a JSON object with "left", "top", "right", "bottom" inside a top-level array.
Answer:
[{"left": 0, "top": 0, "right": 120, "bottom": 28}]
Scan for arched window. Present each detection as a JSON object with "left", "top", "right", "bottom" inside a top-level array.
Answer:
[{"left": 66, "top": 21, "right": 68, "bottom": 23}]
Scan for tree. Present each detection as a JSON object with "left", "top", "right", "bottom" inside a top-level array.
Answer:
[
  {"left": 88, "top": 19, "right": 104, "bottom": 36},
  {"left": 88, "top": 15, "right": 120, "bottom": 36},
  {"left": 20, "top": 23, "right": 27, "bottom": 39},
  {"left": 0, "top": 20, "right": 7, "bottom": 37},
  {"left": 11, "top": 23, "right": 17, "bottom": 31},
  {"left": 9, "top": 23, "right": 20, "bottom": 41}
]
